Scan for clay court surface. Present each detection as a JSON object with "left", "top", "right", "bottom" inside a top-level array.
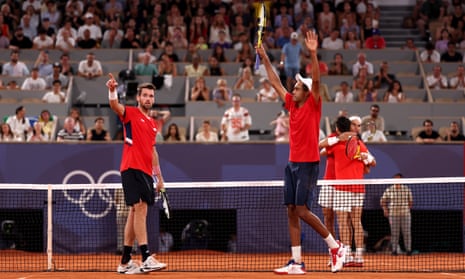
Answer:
[
  {"left": 2, "top": 272, "right": 465, "bottom": 279},
  {"left": 2, "top": 251, "right": 465, "bottom": 278}
]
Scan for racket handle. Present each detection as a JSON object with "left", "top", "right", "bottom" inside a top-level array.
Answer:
[{"left": 255, "top": 54, "right": 260, "bottom": 70}]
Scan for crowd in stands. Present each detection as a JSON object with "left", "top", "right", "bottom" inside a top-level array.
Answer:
[{"left": 0, "top": 0, "right": 463, "bottom": 143}]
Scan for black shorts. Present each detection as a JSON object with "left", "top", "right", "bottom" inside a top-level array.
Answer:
[{"left": 121, "top": 168, "right": 155, "bottom": 206}]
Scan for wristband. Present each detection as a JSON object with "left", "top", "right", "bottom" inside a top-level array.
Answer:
[
  {"left": 363, "top": 153, "right": 374, "bottom": 165},
  {"left": 327, "top": 136, "right": 339, "bottom": 146},
  {"left": 108, "top": 89, "right": 117, "bottom": 100}
]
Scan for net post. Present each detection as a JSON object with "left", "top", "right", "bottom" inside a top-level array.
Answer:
[{"left": 47, "top": 184, "right": 53, "bottom": 271}]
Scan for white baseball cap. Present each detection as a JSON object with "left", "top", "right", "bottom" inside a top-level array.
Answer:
[
  {"left": 290, "top": 32, "right": 298, "bottom": 39},
  {"left": 295, "top": 73, "right": 312, "bottom": 90}
]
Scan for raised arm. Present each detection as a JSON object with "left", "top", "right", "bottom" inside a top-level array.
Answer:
[
  {"left": 304, "top": 30, "right": 320, "bottom": 102},
  {"left": 256, "top": 45, "right": 287, "bottom": 101},
  {"left": 106, "top": 73, "right": 125, "bottom": 117}
]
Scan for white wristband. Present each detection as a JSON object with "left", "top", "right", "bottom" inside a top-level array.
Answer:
[
  {"left": 108, "top": 89, "right": 117, "bottom": 100},
  {"left": 327, "top": 136, "right": 339, "bottom": 146},
  {"left": 363, "top": 153, "right": 375, "bottom": 165}
]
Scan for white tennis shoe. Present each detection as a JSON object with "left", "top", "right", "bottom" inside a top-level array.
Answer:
[
  {"left": 117, "top": 260, "right": 145, "bottom": 274},
  {"left": 329, "top": 241, "right": 346, "bottom": 273},
  {"left": 141, "top": 255, "right": 167, "bottom": 272},
  {"left": 273, "top": 260, "right": 306, "bottom": 275}
]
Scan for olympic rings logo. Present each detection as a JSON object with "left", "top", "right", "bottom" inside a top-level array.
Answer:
[{"left": 62, "top": 170, "right": 121, "bottom": 219}]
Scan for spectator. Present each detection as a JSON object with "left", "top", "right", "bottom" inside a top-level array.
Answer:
[
  {"left": 334, "top": 81, "right": 355, "bottom": 103},
  {"left": 68, "top": 107, "right": 86, "bottom": 135},
  {"left": 373, "top": 61, "right": 397, "bottom": 90},
  {"left": 56, "top": 116, "right": 84, "bottom": 142},
  {"left": 189, "top": 13, "right": 208, "bottom": 46},
  {"left": 87, "top": 116, "right": 111, "bottom": 141},
  {"left": 32, "top": 28, "right": 54, "bottom": 50},
  {"left": 340, "top": 13, "right": 360, "bottom": 41},
  {"left": 426, "top": 64, "right": 448, "bottom": 89},
  {"left": 9, "top": 27, "right": 33, "bottom": 49},
  {"left": 352, "top": 52, "right": 374, "bottom": 77},
  {"left": 158, "top": 42, "right": 179, "bottom": 62},
  {"left": 449, "top": 65, "right": 465, "bottom": 89},
  {"left": 444, "top": 121, "right": 465, "bottom": 141},
  {"left": 344, "top": 30, "right": 362, "bottom": 50},
  {"left": 158, "top": 53, "right": 178, "bottom": 77},
  {"left": 380, "top": 173, "right": 413, "bottom": 256},
  {"left": 358, "top": 80, "right": 378, "bottom": 102},
  {"left": 42, "top": 80, "right": 66, "bottom": 103},
  {"left": 164, "top": 123, "right": 186, "bottom": 142},
  {"left": 209, "top": 13, "right": 231, "bottom": 47},
  {"left": 270, "top": 110, "right": 289, "bottom": 142},
  {"left": 212, "top": 78, "right": 233, "bottom": 107},
  {"left": 415, "top": 119, "right": 441, "bottom": 143},
  {"left": 0, "top": 123, "right": 15, "bottom": 142},
  {"left": 137, "top": 45, "right": 157, "bottom": 64},
  {"left": 190, "top": 76, "right": 210, "bottom": 101},
  {"left": 59, "top": 53, "right": 74, "bottom": 76},
  {"left": 419, "top": 42, "right": 441, "bottom": 63},
  {"left": 195, "top": 120, "right": 219, "bottom": 142},
  {"left": 361, "top": 121, "right": 387, "bottom": 142},
  {"left": 77, "top": 12, "right": 102, "bottom": 43},
  {"left": 305, "top": 53, "right": 329, "bottom": 76},
  {"left": 2, "top": 50, "right": 29, "bottom": 77},
  {"left": 120, "top": 28, "right": 142, "bottom": 49},
  {"left": 321, "top": 29, "right": 344, "bottom": 50},
  {"left": 41, "top": 1, "right": 60, "bottom": 31},
  {"left": 211, "top": 45, "right": 228, "bottom": 63},
  {"left": 55, "top": 28, "right": 76, "bottom": 51},
  {"left": 328, "top": 53, "right": 350, "bottom": 75},
  {"left": 211, "top": 29, "right": 232, "bottom": 50},
  {"left": 383, "top": 80, "right": 405, "bottom": 103},
  {"left": 352, "top": 67, "right": 369, "bottom": 91},
  {"left": 220, "top": 93, "right": 252, "bottom": 142},
  {"left": 158, "top": 227, "right": 174, "bottom": 253},
  {"left": 183, "top": 43, "right": 200, "bottom": 63},
  {"left": 77, "top": 52, "right": 103, "bottom": 79},
  {"left": 440, "top": 41, "right": 463, "bottom": 62},
  {"left": 134, "top": 53, "right": 158, "bottom": 76},
  {"left": 184, "top": 54, "right": 207, "bottom": 78},
  {"left": 233, "top": 67, "right": 255, "bottom": 90},
  {"left": 37, "top": 109, "right": 55, "bottom": 139},
  {"left": 27, "top": 122, "right": 48, "bottom": 142},
  {"left": 205, "top": 56, "right": 224, "bottom": 76},
  {"left": 435, "top": 28, "right": 451, "bottom": 54},
  {"left": 21, "top": 67, "right": 46, "bottom": 90},
  {"left": 280, "top": 32, "right": 303, "bottom": 91},
  {"left": 33, "top": 50, "right": 53, "bottom": 77},
  {"left": 6, "top": 106, "right": 32, "bottom": 141},
  {"left": 45, "top": 62, "right": 68, "bottom": 89},
  {"left": 317, "top": 1, "right": 336, "bottom": 36},
  {"left": 364, "top": 29, "right": 386, "bottom": 49},
  {"left": 361, "top": 104, "right": 385, "bottom": 133},
  {"left": 401, "top": 38, "right": 417, "bottom": 50},
  {"left": 19, "top": 13, "right": 37, "bottom": 40},
  {"left": 77, "top": 29, "right": 97, "bottom": 49},
  {"left": 274, "top": 4, "right": 293, "bottom": 29},
  {"left": 56, "top": 18, "right": 78, "bottom": 42},
  {"left": 257, "top": 78, "right": 279, "bottom": 102},
  {"left": 234, "top": 43, "right": 254, "bottom": 63}
]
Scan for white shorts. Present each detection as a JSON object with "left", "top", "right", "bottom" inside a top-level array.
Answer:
[
  {"left": 318, "top": 185, "right": 334, "bottom": 208},
  {"left": 333, "top": 190, "right": 365, "bottom": 212}
]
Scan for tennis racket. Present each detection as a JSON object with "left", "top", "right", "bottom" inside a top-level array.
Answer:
[
  {"left": 345, "top": 135, "right": 361, "bottom": 160},
  {"left": 159, "top": 188, "right": 171, "bottom": 219},
  {"left": 255, "top": 1, "right": 266, "bottom": 70}
]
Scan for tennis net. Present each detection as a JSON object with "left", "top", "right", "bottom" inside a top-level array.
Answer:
[{"left": 0, "top": 177, "right": 464, "bottom": 272}]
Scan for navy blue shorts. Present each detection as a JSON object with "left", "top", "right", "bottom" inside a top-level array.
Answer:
[
  {"left": 121, "top": 168, "right": 155, "bottom": 206},
  {"left": 283, "top": 161, "right": 319, "bottom": 207}
]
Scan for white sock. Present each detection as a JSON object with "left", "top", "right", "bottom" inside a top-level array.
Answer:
[
  {"left": 324, "top": 234, "right": 339, "bottom": 249},
  {"left": 356, "top": 248, "right": 364, "bottom": 258},
  {"left": 346, "top": 246, "right": 352, "bottom": 255},
  {"left": 291, "top": 246, "right": 301, "bottom": 263}
]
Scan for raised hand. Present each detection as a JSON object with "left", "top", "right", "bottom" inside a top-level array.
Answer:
[
  {"left": 106, "top": 73, "right": 118, "bottom": 92},
  {"left": 304, "top": 30, "right": 318, "bottom": 52}
]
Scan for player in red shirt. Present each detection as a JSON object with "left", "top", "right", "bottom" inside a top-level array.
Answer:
[
  {"left": 106, "top": 74, "right": 167, "bottom": 274},
  {"left": 257, "top": 30, "right": 346, "bottom": 275},
  {"left": 325, "top": 116, "right": 375, "bottom": 267}
]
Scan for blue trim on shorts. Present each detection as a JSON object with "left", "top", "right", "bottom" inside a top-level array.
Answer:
[{"left": 283, "top": 161, "right": 319, "bottom": 207}]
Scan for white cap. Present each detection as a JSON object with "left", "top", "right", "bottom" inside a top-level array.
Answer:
[
  {"left": 349, "top": 115, "right": 361, "bottom": 123},
  {"left": 290, "top": 32, "right": 298, "bottom": 39},
  {"left": 85, "top": 12, "right": 94, "bottom": 19},
  {"left": 295, "top": 73, "right": 312, "bottom": 90}
]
